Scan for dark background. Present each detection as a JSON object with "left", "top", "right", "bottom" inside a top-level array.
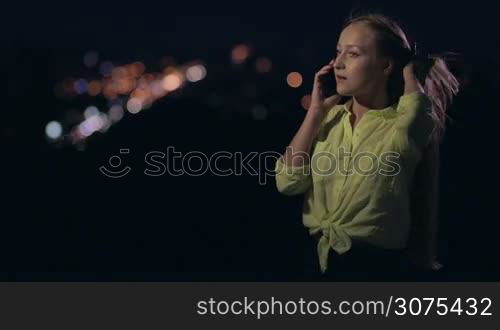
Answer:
[{"left": 3, "top": 1, "right": 500, "bottom": 280}]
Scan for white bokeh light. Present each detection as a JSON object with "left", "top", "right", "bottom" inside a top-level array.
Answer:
[
  {"left": 84, "top": 106, "right": 99, "bottom": 119},
  {"left": 127, "top": 98, "right": 143, "bottom": 114},
  {"left": 45, "top": 121, "right": 63, "bottom": 139},
  {"left": 109, "top": 104, "right": 124, "bottom": 122},
  {"left": 186, "top": 65, "right": 206, "bottom": 82}
]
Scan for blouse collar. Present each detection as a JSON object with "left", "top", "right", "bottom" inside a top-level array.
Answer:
[{"left": 341, "top": 97, "right": 397, "bottom": 118}]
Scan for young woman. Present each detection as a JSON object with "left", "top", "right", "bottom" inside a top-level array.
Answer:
[{"left": 274, "top": 13, "right": 459, "bottom": 281}]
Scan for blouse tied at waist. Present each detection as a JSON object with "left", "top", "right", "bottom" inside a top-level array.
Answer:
[{"left": 305, "top": 214, "right": 353, "bottom": 274}]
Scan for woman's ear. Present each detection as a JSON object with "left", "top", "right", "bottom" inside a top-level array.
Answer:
[{"left": 382, "top": 58, "right": 394, "bottom": 76}]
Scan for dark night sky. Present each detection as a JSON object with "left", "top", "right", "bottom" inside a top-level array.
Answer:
[{"left": 3, "top": 1, "right": 500, "bottom": 281}]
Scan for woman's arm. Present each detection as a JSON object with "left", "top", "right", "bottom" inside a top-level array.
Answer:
[
  {"left": 275, "top": 61, "right": 341, "bottom": 196},
  {"left": 282, "top": 109, "right": 324, "bottom": 167},
  {"left": 274, "top": 108, "right": 326, "bottom": 196},
  {"left": 282, "top": 61, "right": 341, "bottom": 168},
  {"left": 403, "top": 62, "right": 424, "bottom": 94},
  {"left": 395, "top": 62, "right": 435, "bottom": 151},
  {"left": 402, "top": 62, "right": 443, "bottom": 272}
]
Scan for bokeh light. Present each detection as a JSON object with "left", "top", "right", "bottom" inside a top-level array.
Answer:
[
  {"left": 87, "top": 80, "right": 102, "bottom": 96},
  {"left": 256, "top": 57, "right": 272, "bottom": 73},
  {"left": 109, "top": 104, "right": 124, "bottom": 122},
  {"left": 301, "top": 94, "right": 312, "bottom": 110},
  {"left": 231, "top": 44, "right": 250, "bottom": 64},
  {"left": 73, "top": 78, "right": 88, "bottom": 95},
  {"left": 127, "top": 97, "right": 143, "bottom": 114},
  {"left": 151, "top": 80, "right": 166, "bottom": 98},
  {"left": 84, "top": 106, "right": 99, "bottom": 119},
  {"left": 45, "top": 121, "right": 63, "bottom": 139},
  {"left": 286, "top": 72, "right": 303, "bottom": 88},
  {"left": 129, "top": 62, "right": 145, "bottom": 77},
  {"left": 102, "top": 79, "right": 118, "bottom": 101},
  {"left": 162, "top": 73, "right": 183, "bottom": 91},
  {"left": 98, "top": 113, "right": 111, "bottom": 133},
  {"left": 51, "top": 47, "right": 284, "bottom": 147},
  {"left": 99, "top": 61, "right": 114, "bottom": 76},
  {"left": 62, "top": 77, "right": 75, "bottom": 96},
  {"left": 186, "top": 64, "right": 207, "bottom": 82}
]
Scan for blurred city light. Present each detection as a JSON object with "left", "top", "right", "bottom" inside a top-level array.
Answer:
[
  {"left": 186, "top": 64, "right": 207, "bottom": 82},
  {"left": 45, "top": 121, "right": 63, "bottom": 139},
  {"left": 99, "top": 61, "right": 114, "bottom": 76},
  {"left": 286, "top": 72, "right": 303, "bottom": 88},
  {"left": 301, "top": 94, "right": 312, "bottom": 110},
  {"left": 162, "top": 73, "right": 183, "bottom": 91},
  {"left": 84, "top": 106, "right": 99, "bottom": 119},
  {"left": 255, "top": 57, "right": 272, "bottom": 73},
  {"left": 231, "top": 44, "right": 250, "bottom": 64},
  {"left": 83, "top": 51, "right": 99, "bottom": 68},
  {"left": 126, "top": 97, "right": 143, "bottom": 114},
  {"left": 109, "top": 104, "right": 124, "bottom": 122}
]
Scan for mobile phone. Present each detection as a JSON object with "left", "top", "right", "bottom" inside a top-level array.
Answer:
[{"left": 319, "top": 69, "right": 337, "bottom": 97}]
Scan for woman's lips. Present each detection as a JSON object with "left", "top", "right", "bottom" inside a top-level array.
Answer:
[{"left": 336, "top": 75, "right": 347, "bottom": 82}]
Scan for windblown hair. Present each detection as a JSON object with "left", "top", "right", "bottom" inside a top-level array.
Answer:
[{"left": 343, "top": 12, "right": 460, "bottom": 266}]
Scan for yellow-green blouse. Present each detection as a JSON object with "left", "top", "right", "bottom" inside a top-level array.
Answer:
[{"left": 274, "top": 92, "right": 435, "bottom": 273}]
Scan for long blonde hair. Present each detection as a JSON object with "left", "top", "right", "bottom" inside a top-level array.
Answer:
[{"left": 343, "top": 12, "right": 460, "bottom": 266}]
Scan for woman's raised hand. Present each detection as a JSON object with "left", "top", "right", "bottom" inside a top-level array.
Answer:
[{"left": 309, "top": 59, "right": 342, "bottom": 115}]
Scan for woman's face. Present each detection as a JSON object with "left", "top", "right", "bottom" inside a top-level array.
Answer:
[{"left": 333, "top": 22, "right": 390, "bottom": 97}]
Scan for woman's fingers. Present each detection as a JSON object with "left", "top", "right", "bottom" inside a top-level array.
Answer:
[
  {"left": 315, "top": 64, "right": 334, "bottom": 80},
  {"left": 317, "top": 63, "right": 333, "bottom": 73},
  {"left": 310, "top": 63, "right": 336, "bottom": 111},
  {"left": 403, "top": 61, "right": 416, "bottom": 80}
]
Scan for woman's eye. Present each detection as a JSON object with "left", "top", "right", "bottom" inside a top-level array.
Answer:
[{"left": 336, "top": 50, "right": 358, "bottom": 57}]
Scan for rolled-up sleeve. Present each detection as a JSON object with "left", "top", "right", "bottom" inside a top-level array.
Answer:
[
  {"left": 395, "top": 91, "right": 436, "bottom": 151},
  {"left": 274, "top": 155, "right": 312, "bottom": 196}
]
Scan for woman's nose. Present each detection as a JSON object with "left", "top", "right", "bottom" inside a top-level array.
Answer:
[{"left": 333, "top": 57, "right": 344, "bottom": 70}]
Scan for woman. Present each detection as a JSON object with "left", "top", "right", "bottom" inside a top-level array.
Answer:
[{"left": 274, "top": 13, "right": 459, "bottom": 281}]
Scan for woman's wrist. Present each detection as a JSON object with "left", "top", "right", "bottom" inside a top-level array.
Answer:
[
  {"left": 307, "top": 106, "right": 326, "bottom": 118},
  {"left": 403, "top": 76, "right": 424, "bottom": 94},
  {"left": 306, "top": 107, "right": 326, "bottom": 128}
]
